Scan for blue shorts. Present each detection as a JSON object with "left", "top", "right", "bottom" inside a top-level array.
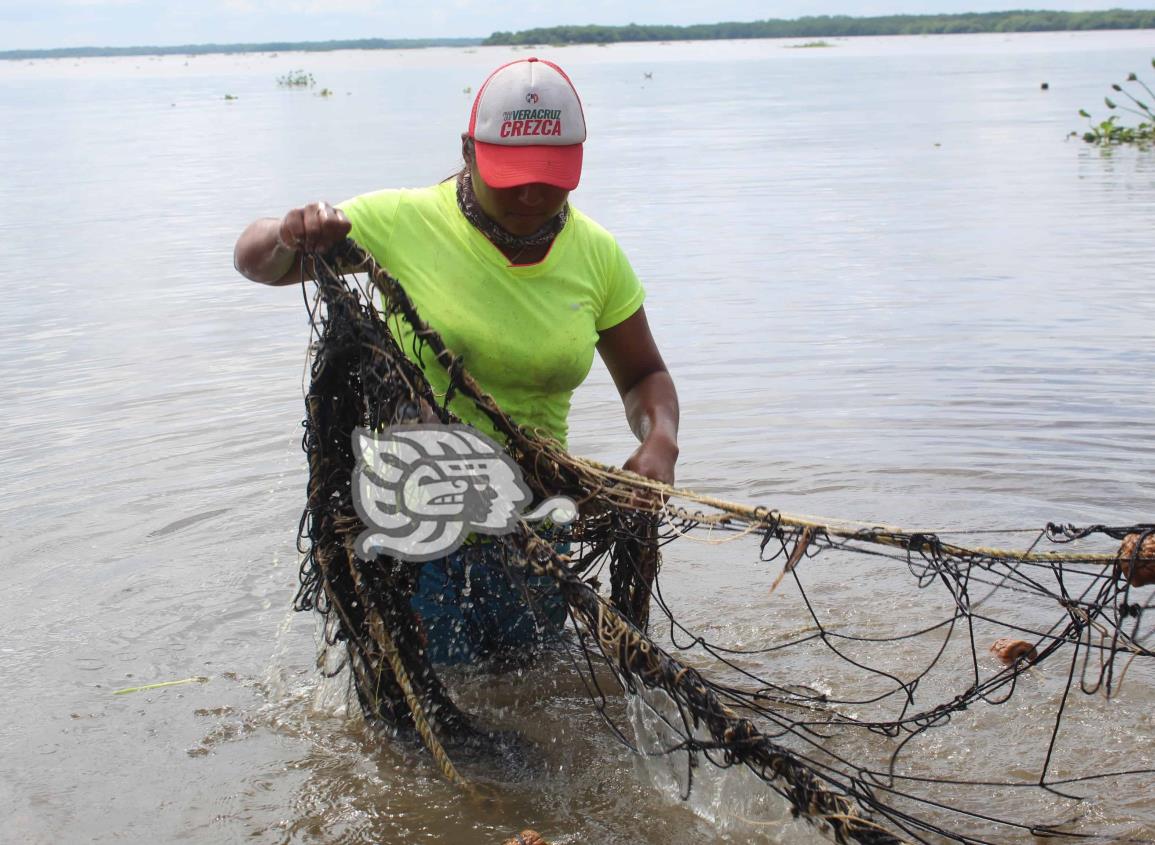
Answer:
[{"left": 409, "top": 542, "right": 568, "bottom": 665}]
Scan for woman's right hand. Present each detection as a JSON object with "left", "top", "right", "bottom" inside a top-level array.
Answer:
[
  {"left": 235, "top": 201, "right": 354, "bottom": 285},
  {"left": 278, "top": 201, "right": 352, "bottom": 253}
]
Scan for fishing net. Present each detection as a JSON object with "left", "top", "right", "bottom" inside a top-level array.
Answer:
[{"left": 291, "top": 240, "right": 1154, "bottom": 845}]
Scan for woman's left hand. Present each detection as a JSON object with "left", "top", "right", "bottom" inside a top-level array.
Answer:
[{"left": 623, "top": 432, "right": 679, "bottom": 486}]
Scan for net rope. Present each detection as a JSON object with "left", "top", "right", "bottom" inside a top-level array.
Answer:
[{"left": 292, "top": 241, "right": 1154, "bottom": 845}]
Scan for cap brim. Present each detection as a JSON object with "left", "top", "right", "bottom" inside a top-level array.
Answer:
[{"left": 474, "top": 141, "right": 582, "bottom": 190}]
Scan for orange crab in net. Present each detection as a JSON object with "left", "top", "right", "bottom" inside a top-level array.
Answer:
[
  {"left": 1117, "top": 533, "right": 1155, "bottom": 587},
  {"left": 502, "top": 832, "right": 548, "bottom": 845},
  {"left": 990, "top": 638, "right": 1038, "bottom": 665}
]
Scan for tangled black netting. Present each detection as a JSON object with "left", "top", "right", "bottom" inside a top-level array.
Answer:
[{"left": 292, "top": 240, "right": 1154, "bottom": 845}]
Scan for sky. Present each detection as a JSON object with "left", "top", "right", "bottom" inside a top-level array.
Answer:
[{"left": 1, "top": 0, "right": 1152, "bottom": 51}]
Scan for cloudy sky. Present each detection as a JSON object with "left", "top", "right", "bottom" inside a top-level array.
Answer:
[{"left": 2, "top": 0, "right": 1151, "bottom": 51}]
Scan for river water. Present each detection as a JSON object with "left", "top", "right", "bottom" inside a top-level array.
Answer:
[{"left": 1, "top": 30, "right": 1153, "bottom": 845}]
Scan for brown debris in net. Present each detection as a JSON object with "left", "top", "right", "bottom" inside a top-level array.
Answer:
[
  {"left": 292, "top": 241, "right": 1154, "bottom": 845},
  {"left": 1117, "top": 532, "right": 1155, "bottom": 586},
  {"left": 769, "top": 525, "right": 814, "bottom": 596}
]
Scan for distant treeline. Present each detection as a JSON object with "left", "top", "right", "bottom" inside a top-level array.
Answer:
[
  {"left": 485, "top": 10, "right": 1155, "bottom": 45},
  {"left": 7, "top": 10, "right": 1151, "bottom": 61},
  {"left": 0, "top": 37, "right": 481, "bottom": 61}
]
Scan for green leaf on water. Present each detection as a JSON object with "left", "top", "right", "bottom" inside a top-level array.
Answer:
[{"left": 113, "top": 677, "right": 209, "bottom": 695}]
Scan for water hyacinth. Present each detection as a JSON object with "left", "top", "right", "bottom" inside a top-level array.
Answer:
[
  {"left": 276, "top": 69, "right": 315, "bottom": 88},
  {"left": 1075, "top": 59, "right": 1155, "bottom": 146}
]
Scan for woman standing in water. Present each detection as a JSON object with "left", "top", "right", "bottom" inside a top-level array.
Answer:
[{"left": 234, "top": 57, "right": 678, "bottom": 664}]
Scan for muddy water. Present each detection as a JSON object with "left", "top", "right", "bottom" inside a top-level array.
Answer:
[{"left": 1, "top": 31, "right": 1153, "bottom": 844}]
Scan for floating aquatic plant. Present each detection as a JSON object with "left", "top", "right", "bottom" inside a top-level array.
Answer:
[
  {"left": 1075, "top": 58, "right": 1155, "bottom": 147},
  {"left": 276, "top": 69, "right": 315, "bottom": 88}
]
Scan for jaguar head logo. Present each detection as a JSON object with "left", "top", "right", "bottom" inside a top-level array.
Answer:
[{"left": 351, "top": 425, "right": 570, "bottom": 561}]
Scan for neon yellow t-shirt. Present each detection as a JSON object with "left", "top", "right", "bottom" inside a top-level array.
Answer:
[{"left": 339, "top": 180, "right": 645, "bottom": 448}]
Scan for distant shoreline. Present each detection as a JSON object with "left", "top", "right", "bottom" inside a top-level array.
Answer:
[
  {"left": 3, "top": 10, "right": 1153, "bottom": 61},
  {"left": 486, "top": 10, "right": 1155, "bottom": 46},
  {"left": 0, "top": 37, "right": 483, "bottom": 62}
]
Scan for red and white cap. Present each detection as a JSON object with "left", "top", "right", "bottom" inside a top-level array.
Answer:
[{"left": 467, "top": 57, "right": 586, "bottom": 191}]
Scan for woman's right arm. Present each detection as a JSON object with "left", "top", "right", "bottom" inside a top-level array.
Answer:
[{"left": 233, "top": 201, "right": 352, "bottom": 285}]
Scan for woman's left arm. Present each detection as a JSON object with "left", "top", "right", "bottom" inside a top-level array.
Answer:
[{"left": 597, "top": 306, "right": 680, "bottom": 485}]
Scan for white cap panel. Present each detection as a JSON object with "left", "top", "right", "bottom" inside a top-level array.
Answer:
[{"left": 471, "top": 59, "right": 587, "bottom": 148}]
